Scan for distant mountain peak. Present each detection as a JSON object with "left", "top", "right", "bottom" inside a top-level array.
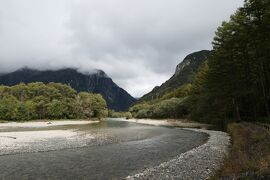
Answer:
[
  {"left": 140, "top": 50, "right": 212, "bottom": 101},
  {"left": 14, "top": 67, "right": 113, "bottom": 81},
  {"left": 17, "top": 67, "right": 40, "bottom": 73},
  {"left": 93, "top": 69, "right": 110, "bottom": 78},
  {"left": 175, "top": 50, "right": 211, "bottom": 76}
]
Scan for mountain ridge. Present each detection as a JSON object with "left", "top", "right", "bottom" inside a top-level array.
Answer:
[
  {"left": 140, "top": 50, "right": 212, "bottom": 101},
  {"left": 0, "top": 68, "right": 136, "bottom": 111}
]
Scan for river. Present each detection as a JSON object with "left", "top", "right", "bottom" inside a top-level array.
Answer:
[{"left": 0, "top": 119, "right": 208, "bottom": 180}]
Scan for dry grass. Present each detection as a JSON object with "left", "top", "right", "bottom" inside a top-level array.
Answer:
[{"left": 213, "top": 122, "right": 270, "bottom": 179}]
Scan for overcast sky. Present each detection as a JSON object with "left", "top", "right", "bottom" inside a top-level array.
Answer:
[{"left": 0, "top": 0, "right": 243, "bottom": 97}]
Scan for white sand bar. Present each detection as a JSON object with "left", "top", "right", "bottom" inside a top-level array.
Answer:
[
  {"left": 0, "top": 130, "right": 78, "bottom": 146},
  {"left": 0, "top": 120, "right": 100, "bottom": 155},
  {"left": 0, "top": 120, "right": 99, "bottom": 128},
  {"left": 116, "top": 118, "right": 210, "bottom": 129}
]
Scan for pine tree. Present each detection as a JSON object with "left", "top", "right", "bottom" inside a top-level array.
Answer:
[{"left": 191, "top": 0, "right": 270, "bottom": 123}]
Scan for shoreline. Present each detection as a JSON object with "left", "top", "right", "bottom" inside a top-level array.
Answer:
[
  {"left": 120, "top": 118, "right": 230, "bottom": 179},
  {"left": 0, "top": 120, "right": 100, "bottom": 155},
  {"left": 0, "top": 120, "right": 100, "bottom": 128},
  {"left": 116, "top": 118, "right": 211, "bottom": 129}
]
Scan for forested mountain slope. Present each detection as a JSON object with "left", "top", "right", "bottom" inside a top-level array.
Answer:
[
  {"left": 0, "top": 68, "right": 136, "bottom": 111},
  {"left": 140, "top": 50, "right": 211, "bottom": 101}
]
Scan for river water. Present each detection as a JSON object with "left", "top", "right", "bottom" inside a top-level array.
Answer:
[{"left": 0, "top": 119, "right": 208, "bottom": 180}]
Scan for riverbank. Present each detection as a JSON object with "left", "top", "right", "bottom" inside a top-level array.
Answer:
[
  {"left": 0, "top": 120, "right": 99, "bottom": 128},
  {"left": 118, "top": 118, "right": 211, "bottom": 129},
  {"left": 116, "top": 118, "right": 230, "bottom": 179},
  {"left": 214, "top": 122, "right": 270, "bottom": 179}
]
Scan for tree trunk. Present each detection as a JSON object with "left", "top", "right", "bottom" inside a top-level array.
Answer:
[
  {"left": 235, "top": 100, "right": 241, "bottom": 121},
  {"left": 253, "top": 106, "right": 257, "bottom": 119},
  {"left": 259, "top": 62, "right": 270, "bottom": 118},
  {"left": 265, "top": 103, "right": 270, "bottom": 118},
  {"left": 232, "top": 98, "right": 241, "bottom": 121}
]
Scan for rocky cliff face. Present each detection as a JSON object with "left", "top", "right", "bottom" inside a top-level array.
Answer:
[
  {"left": 0, "top": 68, "right": 136, "bottom": 111},
  {"left": 175, "top": 50, "right": 211, "bottom": 75},
  {"left": 140, "top": 50, "right": 212, "bottom": 101}
]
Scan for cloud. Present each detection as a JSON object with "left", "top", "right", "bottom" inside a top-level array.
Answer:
[{"left": 0, "top": 0, "right": 243, "bottom": 97}]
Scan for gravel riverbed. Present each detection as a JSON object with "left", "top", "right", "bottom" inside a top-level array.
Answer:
[{"left": 126, "top": 128, "right": 230, "bottom": 180}]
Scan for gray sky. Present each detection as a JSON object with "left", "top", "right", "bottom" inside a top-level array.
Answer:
[{"left": 0, "top": 0, "right": 243, "bottom": 97}]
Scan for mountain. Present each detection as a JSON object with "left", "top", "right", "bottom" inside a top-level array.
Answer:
[
  {"left": 140, "top": 50, "right": 212, "bottom": 101},
  {"left": 0, "top": 68, "right": 136, "bottom": 111}
]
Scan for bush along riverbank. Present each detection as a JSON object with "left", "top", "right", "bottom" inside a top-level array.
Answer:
[
  {"left": 213, "top": 123, "right": 270, "bottom": 179},
  {"left": 0, "top": 82, "right": 108, "bottom": 121}
]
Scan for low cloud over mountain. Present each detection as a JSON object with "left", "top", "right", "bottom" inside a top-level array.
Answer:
[{"left": 0, "top": 0, "right": 243, "bottom": 96}]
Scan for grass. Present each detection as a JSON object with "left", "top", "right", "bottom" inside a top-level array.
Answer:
[{"left": 213, "top": 122, "right": 270, "bottom": 179}]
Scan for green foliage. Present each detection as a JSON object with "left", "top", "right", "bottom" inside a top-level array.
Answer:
[
  {"left": 161, "top": 84, "right": 193, "bottom": 100},
  {"left": 130, "top": 97, "right": 190, "bottom": 119},
  {"left": 129, "top": 103, "right": 151, "bottom": 117},
  {"left": 191, "top": 0, "right": 270, "bottom": 123},
  {"left": 0, "top": 83, "right": 108, "bottom": 121},
  {"left": 0, "top": 95, "right": 18, "bottom": 120},
  {"left": 47, "top": 100, "right": 68, "bottom": 119},
  {"left": 77, "top": 92, "right": 108, "bottom": 119},
  {"left": 108, "top": 110, "right": 132, "bottom": 119},
  {"left": 130, "top": 82, "right": 194, "bottom": 119}
]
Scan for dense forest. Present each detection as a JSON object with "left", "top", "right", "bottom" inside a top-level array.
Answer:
[
  {"left": 191, "top": 0, "right": 270, "bottom": 124},
  {"left": 131, "top": 0, "right": 270, "bottom": 125},
  {"left": 130, "top": 84, "right": 192, "bottom": 119},
  {"left": 0, "top": 82, "right": 108, "bottom": 121}
]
